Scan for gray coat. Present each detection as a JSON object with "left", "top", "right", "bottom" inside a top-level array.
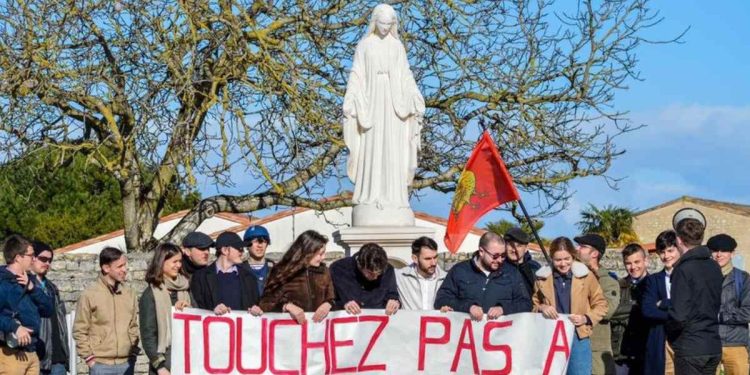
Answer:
[
  {"left": 718, "top": 267, "right": 750, "bottom": 347},
  {"left": 37, "top": 278, "right": 69, "bottom": 371}
]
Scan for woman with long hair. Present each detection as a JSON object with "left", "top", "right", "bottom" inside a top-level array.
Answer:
[
  {"left": 259, "top": 230, "right": 335, "bottom": 324},
  {"left": 532, "top": 237, "right": 608, "bottom": 375},
  {"left": 139, "top": 243, "right": 191, "bottom": 375}
]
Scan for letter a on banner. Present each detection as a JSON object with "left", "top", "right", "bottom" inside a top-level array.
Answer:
[{"left": 444, "top": 131, "right": 520, "bottom": 252}]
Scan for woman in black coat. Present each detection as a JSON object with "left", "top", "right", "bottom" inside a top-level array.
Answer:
[{"left": 139, "top": 244, "right": 191, "bottom": 375}]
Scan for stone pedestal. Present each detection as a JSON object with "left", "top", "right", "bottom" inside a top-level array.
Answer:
[
  {"left": 352, "top": 204, "right": 415, "bottom": 226},
  {"left": 334, "top": 226, "right": 436, "bottom": 267}
]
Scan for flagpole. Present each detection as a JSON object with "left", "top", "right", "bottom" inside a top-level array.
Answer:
[{"left": 517, "top": 199, "right": 552, "bottom": 266}]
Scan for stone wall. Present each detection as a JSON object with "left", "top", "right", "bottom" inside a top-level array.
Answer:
[{"left": 3, "top": 249, "right": 651, "bottom": 373}]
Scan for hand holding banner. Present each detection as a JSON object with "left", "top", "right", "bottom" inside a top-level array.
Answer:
[{"left": 171, "top": 309, "right": 574, "bottom": 374}]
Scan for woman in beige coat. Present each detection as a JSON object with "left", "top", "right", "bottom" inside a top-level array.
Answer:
[{"left": 532, "top": 237, "right": 608, "bottom": 375}]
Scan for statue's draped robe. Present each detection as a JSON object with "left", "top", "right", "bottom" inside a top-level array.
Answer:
[{"left": 343, "top": 34, "right": 425, "bottom": 209}]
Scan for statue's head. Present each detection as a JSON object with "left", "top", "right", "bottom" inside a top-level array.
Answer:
[{"left": 366, "top": 4, "right": 399, "bottom": 40}]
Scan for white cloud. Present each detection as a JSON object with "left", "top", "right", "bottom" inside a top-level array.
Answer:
[{"left": 635, "top": 103, "right": 750, "bottom": 137}]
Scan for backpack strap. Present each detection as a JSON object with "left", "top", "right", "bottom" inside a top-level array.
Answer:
[{"left": 733, "top": 268, "right": 744, "bottom": 307}]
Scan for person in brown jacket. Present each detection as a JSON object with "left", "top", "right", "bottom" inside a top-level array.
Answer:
[
  {"left": 259, "top": 230, "right": 335, "bottom": 324},
  {"left": 73, "top": 247, "right": 139, "bottom": 375},
  {"left": 532, "top": 237, "right": 608, "bottom": 375}
]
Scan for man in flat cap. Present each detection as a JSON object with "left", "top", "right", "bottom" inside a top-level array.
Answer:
[
  {"left": 708, "top": 233, "right": 750, "bottom": 375},
  {"left": 181, "top": 231, "right": 213, "bottom": 279},
  {"left": 190, "top": 231, "right": 262, "bottom": 316},
  {"left": 576, "top": 233, "right": 620, "bottom": 375},
  {"left": 666, "top": 208, "right": 723, "bottom": 375},
  {"left": 504, "top": 227, "right": 540, "bottom": 297}
]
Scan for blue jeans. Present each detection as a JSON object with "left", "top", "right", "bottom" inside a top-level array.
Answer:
[
  {"left": 567, "top": 333, "right": 592, "bottom": 375},
  {"left": 48, "top": 363, "right": 67, "bottom": 375}
]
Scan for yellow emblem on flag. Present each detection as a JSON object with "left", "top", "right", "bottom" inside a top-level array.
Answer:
[{"left": 451, "top": 170, "right": 476, "bottom": 214}]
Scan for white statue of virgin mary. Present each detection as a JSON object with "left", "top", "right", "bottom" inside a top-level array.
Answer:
[{"left": 343, "top": 3, "right": 425, "bottom": 226}]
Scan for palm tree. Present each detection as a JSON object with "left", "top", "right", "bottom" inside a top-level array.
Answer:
[{"left": 577, "top": 204, "right": 639, "bottom": 247}]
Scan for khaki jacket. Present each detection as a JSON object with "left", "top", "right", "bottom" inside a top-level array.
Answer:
[
  {"left": 532, "top": 261, "right": 608, "bottom": 338},
  {"left": 590, "top": 267, "right": 620, "bottom": 353},
  {"left": 73, "top": 276, "right": 139, "bottom": 365}
]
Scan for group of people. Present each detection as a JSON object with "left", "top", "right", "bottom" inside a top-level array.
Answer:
[{"left": 0, "top": 209, "right": 747, "bottom": 375}]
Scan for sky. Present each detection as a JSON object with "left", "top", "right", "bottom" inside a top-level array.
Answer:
[
  {"left": 199, "top": 0, "right": 750, "bottom": 240},
  {"left": 530, "top": 0, "right": 750, "bottom": 237}
]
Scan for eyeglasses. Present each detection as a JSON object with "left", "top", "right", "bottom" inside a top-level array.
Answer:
[
  {"left": 19, "top": 252, "right": 34, "bottom": 259},
  {"left": 35, "top": 256, "right": 53, "bottom": 264},
  {"left": 480, "top": 247, "right": 506, "bottom": 260},
  {"left": 711, "top": 249, "right": 734, "bottom": 253}
]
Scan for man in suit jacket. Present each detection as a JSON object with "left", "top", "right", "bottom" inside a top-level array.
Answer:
[
  {"left": 642, "top": 230, "right": 681, "bottom": 375},
  {"left": 190, "top": 232, "right": 262, "bottom": 315}
]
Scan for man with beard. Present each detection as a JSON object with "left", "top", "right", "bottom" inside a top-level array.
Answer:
[
  {"left": 396, "top": 237, "right": 446, "bottom": 310},
  {"left": 30, "top": 242, "right": 69, "bottom": 375},
  {"left": 435, "top": 232, "right": 531, "bottom": 321},
  {"left": 575, "top": 233, "right": 620, "bottom": 375}
]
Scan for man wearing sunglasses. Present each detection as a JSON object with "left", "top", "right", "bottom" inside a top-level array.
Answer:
[
  {"left": 30, "top": 242, "right": 69, "bottom": 375},
  {"left": 0, "top": 235, "right": 54, "bottom": 374},
  {"left": 190, "top": 231, "right": 262, "bottom": 316},
  {"left": 708, "top": 233, "right": 750, "bottom": 375},
  {"left": 435, "top": 232, "right": 531, "bottom": 321}
]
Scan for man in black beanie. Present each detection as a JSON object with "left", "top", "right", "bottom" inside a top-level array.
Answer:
[{"left": 708, "top": 233, "right": 750, "bottom": 375}]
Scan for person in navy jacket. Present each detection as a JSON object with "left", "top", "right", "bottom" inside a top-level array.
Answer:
[
  {"left": 435, "top": 232, "right": 531, "bottom": 321},
  {"left": 642, "top": 230, "right": 681, "bottom": 375}
]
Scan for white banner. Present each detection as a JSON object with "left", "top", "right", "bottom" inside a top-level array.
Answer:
[{"left": 171, "top": 309, "right": 575, "bottom": 375}]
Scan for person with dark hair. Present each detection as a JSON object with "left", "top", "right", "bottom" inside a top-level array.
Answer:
[
  {"left": 190, "top": 231, "right": 262, "bottom": 316},
  {"left": 533, "top": 236, "right": 608, "bottom": 375},
  {"left": 0, "top": 235, "right": 54, "bottom": 374},
  {"left": 243, "top": 225, "right": 274, "bottom": 296},
  {"left": 666, "top": 209, "right": 723, "bottom": 374},
  {"left": 330, "top": 243, "right": 400, "bottom": 315},
  {"left": 259, "top": 230, "right": 334, "bottom": 324},
  {"left": 642, "top": 230, "right": 680, "bottom": 375},
  {"left": 139, "top": 244, "right": 192, "bottom": 375},
  {"left": 574, "top": 233, "right": 619, "bottom": 375},
  {"left": 435, "top": 232, "right": 531, "bottom": 321},
  {"left": 396, "top": 236, "right": 446, "bottom": 310},
  {"left": 29, "top": 241, "right": 69, "bottom": 375},
  {"left": 180, "top": 231, "right": 213, "bottom": 278},
  {"left": 610, "top": 243, "right": 649, "bottom": 374},
  {"left": 707, "top": 233, "right": 750, "bottom": 375},
  {"left": 73, "top": 247, "right": 139, "bottom": 375},
  {"left": 504, "top": 227, "right": 541, "bottom": 298}
]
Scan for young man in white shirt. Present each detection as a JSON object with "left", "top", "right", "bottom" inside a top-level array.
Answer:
[{"left": 396, "top": 237, "right": 446, "bottom": 310}]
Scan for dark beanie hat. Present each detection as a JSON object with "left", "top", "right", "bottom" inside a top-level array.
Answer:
[
  {"left": 707, "top": 233, "right": 737, "bottom": 252},
  {"left": 574, "top": 233, "right": 607, "bottom": 255}
]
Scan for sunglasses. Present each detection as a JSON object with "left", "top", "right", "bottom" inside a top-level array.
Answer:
[
  {"left": 35, "top": 256, "right": 53, "bottom": 264},
  {"left": 480, "top": 247, "right": 506, "bottom": 260}
]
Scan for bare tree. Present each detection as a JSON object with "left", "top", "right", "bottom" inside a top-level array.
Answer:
[{"left": 0, "top": 0, "right": 676, "bottom": 251}]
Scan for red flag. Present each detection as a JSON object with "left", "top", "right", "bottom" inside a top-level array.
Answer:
[{"left": 444, "top": 131, "right": 520, "bottom": 252}]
